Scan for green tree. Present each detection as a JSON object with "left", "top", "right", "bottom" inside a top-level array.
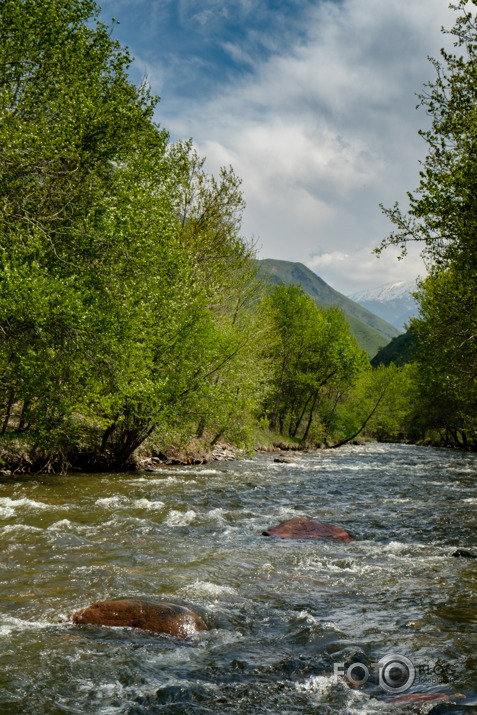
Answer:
[
  {"left": 0, "top": 0, "right": 160, "bottom": 462},
  {"left": 408, "top": 270, "right": 477, "bottom": 448},
  {"left": 0, "top": 0, "right": 266, "bottom": 469},
  {"left": 328, "top": 363, "right": 414, "bottom": 446},
  {"left": 263, "top": 284, "right": 368, "bottom": 442},
  {"left": 377, "top": 1, "right": 477, "bottom": 449},
  {"left": 377, "top": 1, "right": 477, "bottom": 272}
]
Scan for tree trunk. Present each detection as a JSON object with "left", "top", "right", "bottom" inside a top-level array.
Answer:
[
  {"left": 291, "top": 393, "right": 313, "bottom": 438},
  {"left": 210, "top": 430, "right": 223, "bottom": 447},
  {"left": 17, "top": 399, "right": 30, "bottom": 431},
  {"left": 196, "top": 416, "right": 206, "bottom": 439},
  {"left": 114, "top": 423, "right": 155, "bottom": 468},
  {"left": 1, "top": 389, "right": 14, "bottom": 435},
  {"left": 100, "top": 416, "right": 119, "bottom": 453},
  {"left": 301, "top": 390, "right": 320, "bottom": 442},
  {"left": 270, "top": 356, "right": 287, "bottom": 431},
  {"left": 329, "top": 392, "right": 386, "bottom": 449}
]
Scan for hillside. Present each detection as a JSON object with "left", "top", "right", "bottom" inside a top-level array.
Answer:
[
  {"left": 258, "top": 259, "right": 400, "bottom": 357},
  {"left": 371, "top": 331, "right": 418, "bottom": 367}
]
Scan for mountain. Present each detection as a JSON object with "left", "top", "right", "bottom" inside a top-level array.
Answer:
[
  {"left": 258, "top": 259, "right": 400, "bottom": 358},
  {"left": 348, "top": 280, "right": 418, "bottom": 331}
]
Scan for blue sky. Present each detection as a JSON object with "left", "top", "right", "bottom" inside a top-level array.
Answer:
[{"left": 99, "top": 0, "right": 456, "bottom": 294}]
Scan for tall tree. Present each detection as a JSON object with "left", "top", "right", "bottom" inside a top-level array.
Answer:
[
  {"left": 0, "top": 0, "right": 265, "bottom": 468},
  {"left": 377, "top": 0, "right": 477, "bottom": 272},
  {"left": 377, "top": 1, "right": 477, "bottom": 448},
  {"left": 0, "top": 0, "right": 160, "bottom": 459}
]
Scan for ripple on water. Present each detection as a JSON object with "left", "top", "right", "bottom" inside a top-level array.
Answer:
[
  {"left": 0, "top": 443, "right": 475, "bottom": 714},
  {"left": 0, "top": 522, "right": 43, "bottom": 533},
  {"left": 0, "top": 496, "right": 57, "bottom": 511},
  {"left": 46, "top": 518, "right": 75, "bottom": 530},
  {"left": 0, "top": 616, "right": 54, "bottom": 636},
  {"left": 95, "top": 496, "right": 166, "bottom": 510}
]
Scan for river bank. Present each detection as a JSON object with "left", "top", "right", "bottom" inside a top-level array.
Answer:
[
  {"left": 0, "top": 429, "right": 320, "bottom": 475},
  {"left": 2, "top": 419, "right": 459, "bottom": 476}
]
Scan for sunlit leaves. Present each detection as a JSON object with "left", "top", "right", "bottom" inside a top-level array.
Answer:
[
  {"left": 263, "top": 284, "right": 368, "bottom": 442},
  {"left": 377, "top": 2, "right": 477, "bottom": 448}
]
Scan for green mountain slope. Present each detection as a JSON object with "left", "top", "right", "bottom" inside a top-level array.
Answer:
[
  {"left": 258, "top": 259, "right": 401, "bottom": 357},
  {"left": 371, "top": 331, "right": 418, "bottom": 367}
]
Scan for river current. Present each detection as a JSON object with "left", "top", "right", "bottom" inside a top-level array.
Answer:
[{"left": 0, "top": 443, "right": 476, "bottom": 713}]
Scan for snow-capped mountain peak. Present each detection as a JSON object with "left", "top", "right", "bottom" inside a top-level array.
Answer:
[
  {"left": 348, "top": 280, "right": 418, "bottom": 331},
  {"left": 349, "top": 280, "right": 416, "bottom": 304}
]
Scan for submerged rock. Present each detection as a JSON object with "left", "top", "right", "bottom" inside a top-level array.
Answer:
[
  {"left": 385, "top": 692, "right": 451, "bottom": 705},
  {"left": 71, "top": 599, "right": 207, "bottom": 638},
  {"left": 452, "top": 549, "right": 476, "bottom": 559},
  {"left": 262, "top": 517, "right": 354, "bottom": 542}
]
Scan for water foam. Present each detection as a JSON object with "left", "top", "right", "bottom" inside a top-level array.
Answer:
[
  {"left": 133, "top": 498, "right": 166, "bottom": 510},
  {"left": 0, "top": 616, "right": 53, "bottom": 635},
  {"left": 165, "top": 509, "right": 196, "bottom": 526},
  {"left": 295, "top": 675, "right": 339, "bottom": 695},
  {"left": 1, "top": 523, "right": 42, "bottom": 533},
  {"left": 381, "top": 541, "right": 419, "bottom": 554},
  {"left": 178, "top": 580, "right": 238, "bottom": 599},
  {"left": 47, "top": 518, "right": 74, "bottom": 530},
  {"left": 205, "top": 507, "right": 228, "bottom": 522},
  {"left": 296, "top": 675, "right": 390, "bottom": 713},
  {"left": 0, "top": 496, "right": 53, "bottom": 511},
  {"left": 95, "top": 496, "right": 165, "bottom": 510},
  {"left": 95, "top": 496, "right": 130, "bottom": 508}
]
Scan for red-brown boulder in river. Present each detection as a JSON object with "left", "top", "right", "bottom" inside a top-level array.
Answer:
[
  {"left": 71, "top": 599, "right": 207, "bottom": 638},
  {"left": 262, "top": 517, "right": 354, "bottom": 542},
  {"left": 385, "top": 693, "right": 452, "bottom": 705}
]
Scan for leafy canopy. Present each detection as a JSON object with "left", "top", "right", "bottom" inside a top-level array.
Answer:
[{"left": 378, "top": 1, "right": 477, "bottom": 449}]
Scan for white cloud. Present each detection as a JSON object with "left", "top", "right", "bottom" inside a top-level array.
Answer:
[
  {"left": 309, "top": 251, "right": 350, "bottom": 268},
  {"left": 153, "top": 0, "right": 456, "bottom": 292},
  {"left": 306, "top": 244, "right": 426, "bottom": 295}
]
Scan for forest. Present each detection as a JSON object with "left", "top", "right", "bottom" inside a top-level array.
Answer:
[{"left": 0, "top": 0, "right": 476, "bottom": 473}]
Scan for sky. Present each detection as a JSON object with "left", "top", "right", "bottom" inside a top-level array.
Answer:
[{"left": 98, "top": 0, "right": 457, "bottom": 295}]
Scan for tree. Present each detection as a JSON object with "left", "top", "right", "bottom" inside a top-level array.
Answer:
[
  {"left": 377, "top": 1, "right": 477, "bottom": 449},
  {"left": 94, "top": 141, "right": 269, "bottom": 463},
  {"left": 377, "top": 1, "right": 477, "bottom": 272},
  {"left": 0, "top": 0, "right": 160, "bottom": 461},
  {"left": 262, "top": 284, "right": 368, "bottom": 442},
  {"left": 328, "top": 363, "right": 414, "bottom": 446},
  {"left": 0, "top": 0, "right": 266, "bottom": 469},
  {"left": 408, "top": 270, "right": 477, "bottom": 448}
]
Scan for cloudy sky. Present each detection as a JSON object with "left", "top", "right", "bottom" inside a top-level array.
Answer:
[{"left": 99, "top": 0, "right": 456, "bottom": 294}]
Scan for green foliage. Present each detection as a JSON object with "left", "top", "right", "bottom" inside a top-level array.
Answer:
[
  {"left": 377, "top": 1, "right": 477, "bottom": 272},
  {"left": 378, "top": 2, "right": 477, "bottom": 449},
  {"left": 0, "top": 0, "right": 268, "bottom": 469},
  {"left": 5, "top": 0, "right": 457, "bottom": 468},
  {"left": 262, "top": 284, "right": 368, "bottom": 442},
  {"left": 407, "top": 270, "right": 477, "bottom": 448},
  {"left": 329, "top": 363, "right": 415, "bottom": 445}
]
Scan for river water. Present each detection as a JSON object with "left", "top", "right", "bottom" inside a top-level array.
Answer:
[{"left": 0, "top": 443, "right": 476, "bottom": 714}]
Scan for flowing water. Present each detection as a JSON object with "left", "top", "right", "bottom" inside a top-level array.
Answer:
[{"left": 0, "top": 443, "right": 476, "bottom": 714}]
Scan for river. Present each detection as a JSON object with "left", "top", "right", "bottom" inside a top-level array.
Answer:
[{"left": 0, "top": 443, "right": 476, "bottom": 713}]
